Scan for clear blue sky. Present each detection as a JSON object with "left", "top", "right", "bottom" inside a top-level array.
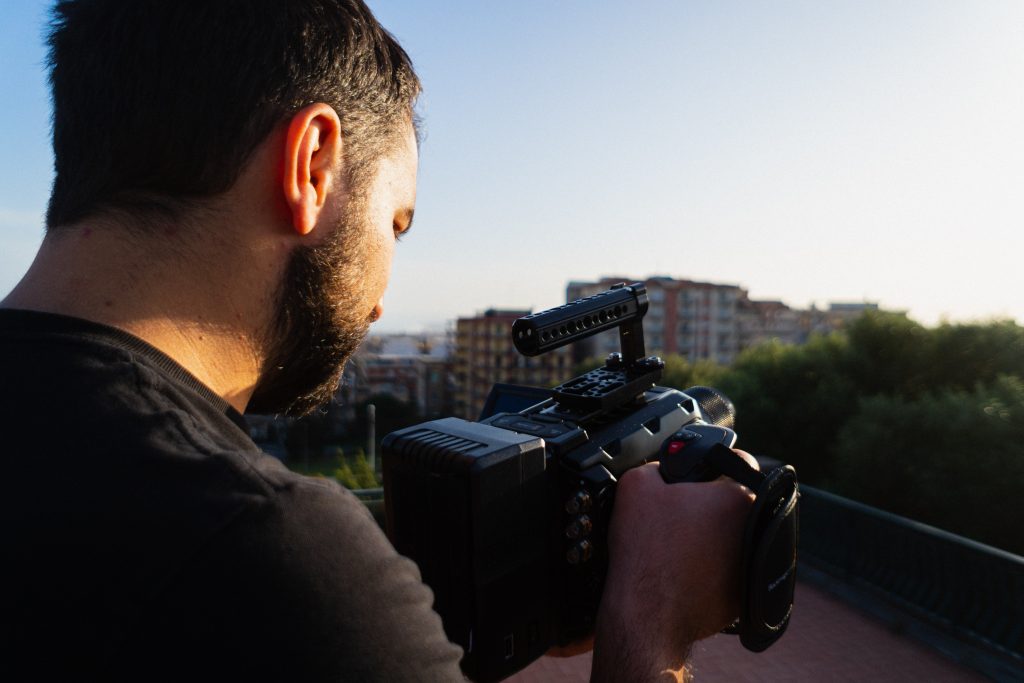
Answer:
[{"left": 2, "top": 1, "right": 1022, "bottom": 332}]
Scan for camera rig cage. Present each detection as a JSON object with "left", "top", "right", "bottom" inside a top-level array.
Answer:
[{"left": 382, "top": 283, "right": 799, "bottom": 682}]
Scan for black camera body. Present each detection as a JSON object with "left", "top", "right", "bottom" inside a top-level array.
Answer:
[{"left": 382, "top": 283, "right": 797, "bottom": 682}]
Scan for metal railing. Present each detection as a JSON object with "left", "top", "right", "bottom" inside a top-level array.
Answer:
[{"left": 799, "top": 485, "right": 1024, "bottom": 678}]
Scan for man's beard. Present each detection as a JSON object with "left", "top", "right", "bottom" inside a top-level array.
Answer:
[{"left": 246, "top": 202, "right": 376, "bottom": 417}]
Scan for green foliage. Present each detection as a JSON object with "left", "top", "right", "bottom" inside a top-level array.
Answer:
[
  {"left": 841, "top": 311, "right": 931, "bottom": 396},
  {"left": 831, "top": 376, "right": 1024, "bottom": 555},
  {"left": 331, "top": 447, "right": 380, "bottom": 490},
  {"left": 351, "top": 449, "right": 380, "bottom": 489},
  {"left": 659, "top": 355, "right": 724, "bottom": 392},
  {"left": 839, "top": 312, "right": 1024, "bottom": 398},
  {"left": 923, "top": 320, "right": 1024, "bottom": 392},
  {"left": 710, "top": 314, "right": 1024, "bottom": 554},
  {"left": 332, "top": 448, "right": 360, "bottom": 489},
  {"left": 718, "top": 334, "right": 857, "bottom": 483}
]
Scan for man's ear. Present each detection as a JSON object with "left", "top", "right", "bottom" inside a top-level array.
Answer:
[{"left": 282, "top": 103, "right": 343, "bottom": 236}]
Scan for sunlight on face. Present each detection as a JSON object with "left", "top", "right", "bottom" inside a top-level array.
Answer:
[{"left": 248, "top": 125, "right": 418, "bottom": 416}]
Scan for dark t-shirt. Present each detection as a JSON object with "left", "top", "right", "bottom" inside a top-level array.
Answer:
[{"left": 0, "top": 309, "right": 464, "bottom": 682}]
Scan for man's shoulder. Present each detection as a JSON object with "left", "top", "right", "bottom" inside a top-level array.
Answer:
[
  {"left": 0, "top": 309, "right": 248, "bottom": 432},
  {"left": 232, "top": 458, "right": 381, "bottom": 540}
]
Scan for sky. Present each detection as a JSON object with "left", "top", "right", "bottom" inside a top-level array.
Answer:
[{"left": 2, "top": 0, "right": 1022, "bottom": 333}]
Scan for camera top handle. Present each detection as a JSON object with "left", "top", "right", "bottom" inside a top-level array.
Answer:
[
  {"left": 512, "top": 282, "right": 648, "bottom": 367},
  {"left": 513, "top": 283, "right": 666, "bottom": 414}
]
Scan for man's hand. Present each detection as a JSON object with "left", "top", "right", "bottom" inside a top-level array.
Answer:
[{"left": 590, "top": 453, "right": 758, "bottom": 682}]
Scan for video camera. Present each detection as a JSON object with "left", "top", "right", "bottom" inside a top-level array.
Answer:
[{"left": 382, "top": 283, "right": 799, "bottom": 682}]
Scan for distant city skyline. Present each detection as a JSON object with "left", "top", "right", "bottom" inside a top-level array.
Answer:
[
  {"left": 366, "top": 272, "right": 885, "bottom": 338},
  {"left": 2, "top": 1, "right": 1022, "bottom": 333}
]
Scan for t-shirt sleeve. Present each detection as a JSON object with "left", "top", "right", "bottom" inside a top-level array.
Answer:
[{"left": 133, "top": 476, "right": 466, "bottom": 682}]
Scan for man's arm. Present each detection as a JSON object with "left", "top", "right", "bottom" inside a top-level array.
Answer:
[{"left": 590, "top": 460, "right": 755, "bottom": 682}]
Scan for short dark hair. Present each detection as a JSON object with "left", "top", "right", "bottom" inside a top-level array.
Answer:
[{"left": 45, "top": 0, "right": 420, "bottom": 229}]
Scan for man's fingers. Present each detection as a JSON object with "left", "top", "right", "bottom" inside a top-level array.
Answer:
[
  {"left": 733, "top": 448, "right": 760, "bottom": 471},
  {"left": 605, "top": 451, "right": 756, "bottom": 650}
]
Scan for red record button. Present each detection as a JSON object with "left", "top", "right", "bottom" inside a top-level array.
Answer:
[{"left": 667, "top": 441, "right": 687, "bottom": 454}]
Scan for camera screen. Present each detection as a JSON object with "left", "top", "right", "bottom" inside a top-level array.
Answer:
[{"left": 479, "top": 383, "right": 553, "bottom": 420}]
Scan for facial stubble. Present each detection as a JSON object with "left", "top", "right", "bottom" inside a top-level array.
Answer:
[{"left": 247, "top": 196, "right": 376, "bottom": 416}]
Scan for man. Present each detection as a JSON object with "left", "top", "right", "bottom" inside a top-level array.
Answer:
[{"left": 0, "top": 1, "right": 754, "bottom": 681}]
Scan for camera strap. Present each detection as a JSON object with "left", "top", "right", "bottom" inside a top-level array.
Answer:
[{"left": 704, "top": 444, "right": 799, "bottom": 652}]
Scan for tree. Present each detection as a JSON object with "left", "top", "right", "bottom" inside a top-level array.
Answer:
[
  {"left": 842, "top": 311, "right": 930, "bottom": 397},
  {"left": 831, "top": 376, "right": 1024, "bottom": 554},
  {"left": 659, "top": 355, "right": 724, "bottom": 393},
  {"left": 351, "top": 448, "right": 379, "bottom": 489},
  {"left": 332, "top": 448, "right": 360, "bottom": 489},
  {"left": 717, "top": 334, "right": 857, "bottom": 484},
  {"left": 923, "top": 320, "right": 1024, "bottom": 392}
]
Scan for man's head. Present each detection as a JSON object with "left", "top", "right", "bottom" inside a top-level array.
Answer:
[
  {"left": 46, "top": 0, "right": 420, "bottom": 230},
  {"left": 250, "top": 121, "right": 418, "bottom": 416},
  {"left": 45, "top": 0, "right": 421, "bottom": 415}
]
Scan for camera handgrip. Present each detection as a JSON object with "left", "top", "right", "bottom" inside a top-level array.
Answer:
[{"left": 659, "top": 434, "right": 799, "bottom": 653}]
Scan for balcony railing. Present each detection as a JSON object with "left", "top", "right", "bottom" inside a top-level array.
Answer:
[{"left": 800, "top": 485, "right": 1023, "bottom": 681}]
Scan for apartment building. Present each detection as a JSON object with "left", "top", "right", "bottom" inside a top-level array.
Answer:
[
  {"left": 567, "top": 276, "right": 746, "bottom": 364},
  {"left": 566, "top": 276, "right": 875, "bottom": 365},
  {"left": 453, "top": 309, "right": 573, "bottom": 419},
  {"left": 339, "top": 333, "right": 453, "bottom": 421}
]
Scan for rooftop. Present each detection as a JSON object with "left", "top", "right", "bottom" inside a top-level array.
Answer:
[{"left": 506, "top": 579, "right": 990, "bottom": 682}]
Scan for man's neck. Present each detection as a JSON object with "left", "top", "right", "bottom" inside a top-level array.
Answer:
[{"left": 1, "top": 222, "right": 273, "bottom": 413}]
